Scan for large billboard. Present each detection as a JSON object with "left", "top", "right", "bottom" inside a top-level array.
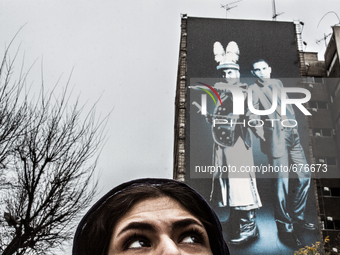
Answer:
[{"left": 184, "top": 17, "right": 321, "bottom": 254}]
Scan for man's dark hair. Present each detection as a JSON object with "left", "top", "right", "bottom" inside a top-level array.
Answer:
[{"left": 252, "top": 59, "right": 269, "bottom": 69}]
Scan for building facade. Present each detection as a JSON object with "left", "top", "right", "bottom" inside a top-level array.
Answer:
[
  {"left": 301, "top": 25, "right": 340, "bottom": 252},
  {"left": 173, "top": 17, "right": 340, "bottom": 253}
]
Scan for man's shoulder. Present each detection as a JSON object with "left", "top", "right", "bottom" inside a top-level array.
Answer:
[
  {"left": 249, "top": 82, "right": 259, "bottom": 88},
  {"left": 248, "top": 82, "right": 261, "bottom": 91},
  {"left": 271, "top": 78, "right": 283, "bottom": 86}
]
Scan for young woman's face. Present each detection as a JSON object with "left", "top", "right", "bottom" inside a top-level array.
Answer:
[{"left": 108, "top": 197, "right": 213, "bottom": 255}]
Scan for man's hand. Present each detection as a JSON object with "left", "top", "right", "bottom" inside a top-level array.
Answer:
[
  {"left": 248, "top": 118, "right": 266, "bottom": 141},
  {"left": 255, "top": 127, "right": 265, "bottom": 141}
]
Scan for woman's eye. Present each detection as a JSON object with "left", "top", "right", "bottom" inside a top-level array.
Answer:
[
  {"left": 126, "top": 239, "right": 151, "bottom": 249},
  {"left": 181, "top": 235, "right": 200, "bottom": 244}
]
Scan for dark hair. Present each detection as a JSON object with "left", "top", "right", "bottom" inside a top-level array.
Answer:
[
  {"left": 252, "top": 58, "right": 269, "bottom": 68},
  {"left": 73, "top": 179, "right": 229, "bottom": 255}
]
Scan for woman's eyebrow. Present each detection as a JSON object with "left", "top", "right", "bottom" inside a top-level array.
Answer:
[
  {"left": 171, "top": 218, "right": 204, "bottom": 231},
  {"left": 117, "top": 222, "right": 155, "bottom": 237}
]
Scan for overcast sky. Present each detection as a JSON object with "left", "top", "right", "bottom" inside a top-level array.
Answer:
[{"left": 1, "top": 0, "right": 339, "bottom": 252}]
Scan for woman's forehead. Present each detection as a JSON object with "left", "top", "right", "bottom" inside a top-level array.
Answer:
[{"left": 112, "top": 197, "right": 202, "bottom": 235}]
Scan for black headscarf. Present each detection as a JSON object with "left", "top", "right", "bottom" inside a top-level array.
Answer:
[{"left": 72, "top": 178, "right": 229, "bottom": 255}]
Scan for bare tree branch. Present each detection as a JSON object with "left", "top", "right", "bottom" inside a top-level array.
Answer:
[{"left": 0, "top": 41, "right": 108, "bottom": 255}]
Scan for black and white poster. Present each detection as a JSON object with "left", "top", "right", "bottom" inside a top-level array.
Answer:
[{"left": 185, "top": 17, "right": 321, "bottom": 254}]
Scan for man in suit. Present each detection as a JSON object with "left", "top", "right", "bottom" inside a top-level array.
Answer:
[{"left": 250, "top": 59, "right": 315, "bottom": 246}]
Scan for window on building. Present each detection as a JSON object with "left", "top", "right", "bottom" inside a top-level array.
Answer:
[
  {"left": 320, "top": 215, "right": 340, "bottom": 230},
  {"left": 306, "top": 76, "right": 324, "bottom": 83},
  {"left": 326, "top": 216, "right": 335, "bottom": 230},
  {"left": 312, "top": 128, "right": 333, "bottom": 137},
  {"left": 314, "top": 77, "right": 324, "bottom": 83},
  {"left": 327, "top": 158, "right": 337, "bottom": 165},
  {"left": 307, "top": 101, "right": 328, "bottom": 110},
  {"left": 317, "top": 157, "right": 337, "bottom": 166},
  {"left": 333, "top": 188, "right": 340, "bottom": 197},
  {"left": 321, "top": 215, "right": 332, "bottom": 230},
  {"left": 317, "top": 187, "right": 340, "bottom": 197},
  {"left": 306, "top": 77, "right": 314, "bottom": 83},
  {"left": 335, "top": 220, "right": 340, "bottom": 230},
  {"left": 322, "top": 129, "right": 332, "bottom": 137},
  {"left": 321, "top": 217, "right": 325, "bottom": 230},
  {"left": 318, "top": 186, "right": 329, "bottom": 196},
  {"left": 318, "top": 102, "right": 328, "bottom": 109},
  {"left": 323, "top": 186, "right": 331, "bottom": 196}
]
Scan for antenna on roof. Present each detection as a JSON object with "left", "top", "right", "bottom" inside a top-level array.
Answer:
[
  {"left": 272, "top": 0, "right": 284, "bottom": 21},
  {"left": 316, "top": 33, "right": 332, "bottom": 47},
  {"left": 317, "top": 11, "right": 340, "bottom": 28},
  {"left": 316, "top": 11, "right": 340, "bottom": 47},
  {"left": 221, "top": 0, "right": 242, "bottom": 18}
]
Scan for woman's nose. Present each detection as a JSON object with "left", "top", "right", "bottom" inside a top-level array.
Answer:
[{"left": 156, "top": 235, "right": 181, "bottom": 255}]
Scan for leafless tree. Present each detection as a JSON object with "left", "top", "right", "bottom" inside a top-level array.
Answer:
[
  {"left": 0, "top": 42, "right": 29, "bottom": 188},
  {"left": 0, "top": 45, "right": 107, "bottom": 255}
]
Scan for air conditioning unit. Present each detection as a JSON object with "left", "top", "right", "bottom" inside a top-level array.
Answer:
[
  {"left": 319, "top": 159, "right": 325, "bottom": 163},
  {"left": 327, "top": 216, "right": 333, "bottom": 221},
  {"left": 315, "top": 132, "right": 321, "bottom": 137},
  {"left": 309, "top": 84, "right": 313, "bottom": 88},
  {"left": 324, "top": 187, "right": 330, "bottom": 191},
  {"left": 332, "top": 129, "right": 336, "bottom": 136},
  {"left": 312, "top": 108, "right": 317, "bottom": 112}
]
